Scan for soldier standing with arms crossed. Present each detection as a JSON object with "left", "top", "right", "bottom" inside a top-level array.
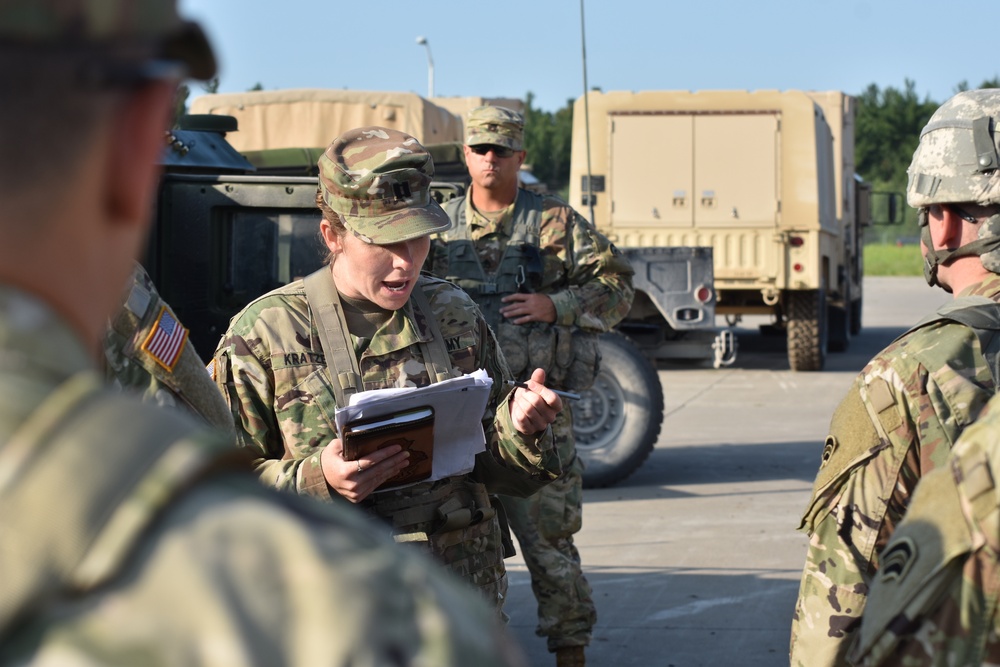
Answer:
[
  {"left": 427, "top": 105, "right": 635, "bottom": 667},
  {"left": 0, "top": 2, "right": 526, "bottom": 664},
  {"left": 790, "top": 88, "right": 1000, "bottom": 666}
]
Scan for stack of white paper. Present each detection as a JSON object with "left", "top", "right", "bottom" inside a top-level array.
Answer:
[{"left": 334, "top": 369, "right": 494, "bottom": 482}]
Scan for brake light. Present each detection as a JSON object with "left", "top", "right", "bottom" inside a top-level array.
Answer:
[
  {"left": 789, "top": 236, "right": 805, "bottom": 247},
  {"left": 695, "top": 285, "right": 713, "bottom": 303}
]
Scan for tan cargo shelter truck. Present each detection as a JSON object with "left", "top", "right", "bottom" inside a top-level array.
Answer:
[
  {"left": 189, "top": 88, "right": 465, "bottom": 150},
  {"left": 570, "top": 89, "right": 874, "bottom": 371}
]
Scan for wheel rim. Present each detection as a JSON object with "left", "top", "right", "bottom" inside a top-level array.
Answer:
[{"left": 573, "top": 369, "right": 627, "bottom": 451}]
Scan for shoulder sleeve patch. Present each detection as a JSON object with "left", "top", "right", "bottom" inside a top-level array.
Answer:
[
  {"left": 141, "top": 306, "right": 189, "bottom": 372},
  {"left": 812, "top": 386, "right": 883, "bottom": 494}
]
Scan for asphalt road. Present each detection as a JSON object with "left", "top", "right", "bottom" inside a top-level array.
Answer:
[{"left": 502, "top": 276, "right": 952, "bottom": 667}]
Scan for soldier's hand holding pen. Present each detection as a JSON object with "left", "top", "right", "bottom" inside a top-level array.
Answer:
[{"left": 507, "top": 367, "right": 563, "bottom": 435}]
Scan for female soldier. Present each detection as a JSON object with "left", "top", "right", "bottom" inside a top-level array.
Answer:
[{"left": 213, "top": 126, "right": 563, "bottom": 612}]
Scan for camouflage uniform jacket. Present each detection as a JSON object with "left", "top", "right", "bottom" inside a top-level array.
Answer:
[
  {"left": 0, "top": 285, "right": 524, "bottom": 667},
  {"left": 850, "top": 391, "right": 1000, "bottom": 666},
  {"left": 790, "top": 273, "right": 1000, "bottom": 666},
  {"left": 103, "top": 263, "right": 233, "bottom": 434},
  {"left": 429, "top": 187, "right": 634, "bottom": 391},
  {"left": 213, "top": 274, "right": 560, "bottom": 582}
]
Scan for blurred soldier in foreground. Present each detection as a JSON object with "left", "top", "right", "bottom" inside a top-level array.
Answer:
[
  {"left": 0, "top": 2, "right": 524, "bottom": 665},
  {"left": 213, "top": 126, "right": 563, "bottom": 615},
  {"left": 104, "top": 262, "right": 234, "bottom": 433},
  {"left": 427, "top": 106, "right": 635, "bottom": 667},
  {"left": 790, "top": 88, "right": 1000, "bottom": 666}
]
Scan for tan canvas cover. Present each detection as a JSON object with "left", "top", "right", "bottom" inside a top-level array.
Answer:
[
  {"left": 432, "top": 96, "right": 525, "bottom": 131},
  {"left": 189, "top": 89, "right": 464, "bottom": 152}
]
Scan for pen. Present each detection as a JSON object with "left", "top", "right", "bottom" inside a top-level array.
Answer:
[{"left": 505, "top": 380, "right": 581, "bottom": 401}]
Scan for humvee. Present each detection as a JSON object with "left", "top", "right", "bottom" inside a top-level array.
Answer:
[{"left": 569, "top": 89, "right": 902, "bottom": 371}]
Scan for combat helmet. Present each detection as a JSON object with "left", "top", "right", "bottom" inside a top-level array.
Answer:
[{"left": 909, "top": 88, "right": 1000, "bottom": 284}]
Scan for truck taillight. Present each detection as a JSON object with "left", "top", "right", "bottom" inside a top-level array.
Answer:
[
  {"left": 789, "top": 236, "right": 805, "bottom": 247},
  {"left": 695, "top": 285, "right": 713, "bottom": 303},
  {"left": 793, "top": 263, "right": 804, "bottom": 272}
]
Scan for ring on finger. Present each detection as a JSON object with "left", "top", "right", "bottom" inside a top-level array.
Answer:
[{"left": 357, "top": 459, "right": 364, "bottom": 473}]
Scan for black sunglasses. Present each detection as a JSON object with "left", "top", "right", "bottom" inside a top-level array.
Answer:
[
  {"left": 469, "top": 144, "right": 516, "bottom": 158},
  {"left": 920, "top": 204, "right": 982, "bottom": 226}
]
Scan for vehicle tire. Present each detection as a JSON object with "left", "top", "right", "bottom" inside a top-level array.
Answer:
[
  {"left": 574, "top": 331, "right": 664, "bottom": 488},
  {"left": 850, "top": 296, "right": 863, "bottom": 336},
  {"left": 787, "top": 289, "right": 828, "bottom": 371}
]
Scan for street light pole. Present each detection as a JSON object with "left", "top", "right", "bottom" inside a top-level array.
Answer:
[{"left": 416, "top": 36, "right": 434, "bottom": 99}]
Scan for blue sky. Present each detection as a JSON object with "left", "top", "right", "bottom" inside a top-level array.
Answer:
[{"left": 179, "top": 0, "right": 999, "bottom": 113}]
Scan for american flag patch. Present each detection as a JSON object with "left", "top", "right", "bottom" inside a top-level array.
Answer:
[{"left": 142, "top": 306, "right": 189, "bottom": 371}]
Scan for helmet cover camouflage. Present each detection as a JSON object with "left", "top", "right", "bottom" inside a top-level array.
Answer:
[
  {"left": 465, "top": 105, "right": 524, "bottom": 151},
  {"left": 317, "top": 126, "right": 452, "bottom": 245},
  {"left": 911, "top": 90, "right": 1000, "bottom": 278},
  {"left": 907, "top": 89, "right": 1000, "bottom": 208},
  {"left": 0, "top": 0, "right": 216, "bottom": 80}
]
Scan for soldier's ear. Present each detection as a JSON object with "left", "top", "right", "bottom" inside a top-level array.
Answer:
[
  {"left": 932, "top": 205, "right": 968, "bottom": 248},
  {"left": 103, "top": 80, "right": 177, "bottom": 231},
  {"left": 320, "top": 218, "right": 343, "bottom": 255}
]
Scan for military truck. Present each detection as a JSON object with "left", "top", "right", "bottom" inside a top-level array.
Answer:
[
  {"left": 148, "top": 109, "right": 671, "bottom": 487},
  {"left": 569, "top": 89, "right": 894, "bottom": 371},
  {"left": 189, "top": 88, "right": 464, "bottom": 150}
]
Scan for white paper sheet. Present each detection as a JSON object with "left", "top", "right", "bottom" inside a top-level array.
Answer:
[{"left": 334, "top": 369, "right": 493, "bottom": 481}]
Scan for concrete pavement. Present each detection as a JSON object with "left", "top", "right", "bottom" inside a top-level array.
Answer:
[{"left": 503, "top": 277, "right": 951, "bottom": 666}]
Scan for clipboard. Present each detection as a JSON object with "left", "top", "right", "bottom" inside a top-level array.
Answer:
[
  {"left": 342, "top": 406, "right": 434, "bottom": 491},
  {"left": 335, "top": 369, "right": 493, "bottom": 486}
]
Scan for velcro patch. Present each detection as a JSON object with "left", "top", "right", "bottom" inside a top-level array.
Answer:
[
  {"left": 141, "top": 306, "right": 188, "bottom": 372},
  {"left": 868, "top": 377, "right": 903, "bottom": 433}
]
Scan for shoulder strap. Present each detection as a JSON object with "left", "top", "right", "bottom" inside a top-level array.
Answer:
[
  {"left": 304, "top": 267, "right": 363, "bottom": 406},
  {"left": 443, "top": 196, "right": 469, "bottom": 240},
  {"left": 305, "top": 269, "right": 456, "bottom": 401},
  {"left": 510, "top": 189, "right": 543, "bottom": 247},
  {"left": 0, "top": 371, "right": 242, "bottom": 638},
  {"left": 410, "top": 279, "right": 455, "bottom": 384},
  {"left": 904, "top": 296, "right": 1000, "bottom": 390}
]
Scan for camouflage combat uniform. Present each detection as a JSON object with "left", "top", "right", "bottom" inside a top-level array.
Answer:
[
  {"left": 429, "top": 186, "right": 635, "bottom": 651},
  {"left": 850, "top": 391, "right": 1000, "bottom": 666},
  {"left": 213, "top": 272, "right": 561, "bottom": 609},
  {"left": 103, "top": 262, "right": 233, "bottom": 433},
  {"left": 0, "top": 285, "right": 524, "bottom": 667},
  {"left": 789, "top": 273, "right": 1000, "bottom": 666}
]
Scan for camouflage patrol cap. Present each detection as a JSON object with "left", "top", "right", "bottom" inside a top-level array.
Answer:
[
  {"left": 465, "top": 105, "right": 525, "bottom": 151},
  {"left": 0, "top": 0, "right": 216, "bottom": 80},
  {"left": 318, "top": 127, "right": 452, "bottom": 245},
  {"left": 907, "top": 89, "right": 1000, "bottom": 208}
]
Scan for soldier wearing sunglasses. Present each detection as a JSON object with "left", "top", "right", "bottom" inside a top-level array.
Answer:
[{"left": 428, "top": 105, "right": 634, "bottom": 667}]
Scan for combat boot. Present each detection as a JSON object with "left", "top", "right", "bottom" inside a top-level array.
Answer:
[{"left": 555, "top": 646, "right": 585, "bottom": 667}]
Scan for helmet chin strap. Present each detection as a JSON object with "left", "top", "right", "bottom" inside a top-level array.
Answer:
[{"left": 921, "top": 216, "right": 1000, "bottom": 288}]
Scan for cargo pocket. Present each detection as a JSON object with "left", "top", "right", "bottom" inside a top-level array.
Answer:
[
  {"left": 563, "top": 330, "right": 601, "bottom": 391},
  {"left": 497, "top": 321, "right": 529, "bottom": 377},
  {"left": 430, "top": 512, "right": 506, "bottom": 589},
  {"left": 527, "top": 324, "right": 557, "bottom": 376}
]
